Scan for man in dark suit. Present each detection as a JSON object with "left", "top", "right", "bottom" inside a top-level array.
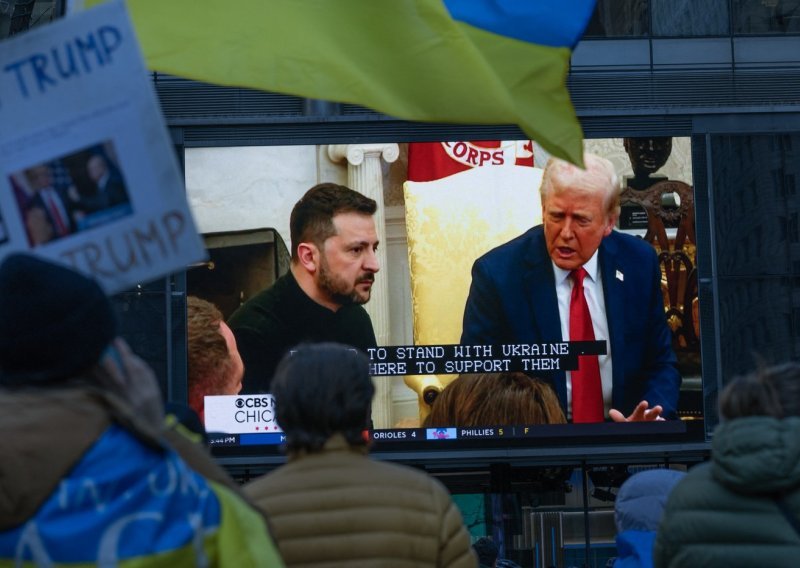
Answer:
[
  {"left": 85, "top": 154, "right": 130, "bottom": 210},
  {"left": 22, "top": 164, "right": 76, "bottom": 246},
  {"left": 461, "top": 153, "right": 680, "bottom": 422}
]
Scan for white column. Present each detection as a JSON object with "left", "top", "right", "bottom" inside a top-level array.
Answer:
[
  {"left": 327, "top": 143, "right": 399, "bottom": 428},
  {"left": 385, "top": 205, "right": 420, "bottom": 427}
]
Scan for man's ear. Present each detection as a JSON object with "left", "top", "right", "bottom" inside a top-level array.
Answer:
[
  {"left": 296, "top": 242, "right": 319, "bottom": 272},
  {"left": 603, "top": 213, "right": 618, "bottom": 237}
]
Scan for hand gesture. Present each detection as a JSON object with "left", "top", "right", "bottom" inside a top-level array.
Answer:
[{"left": 609, "top": 400, "right": 664, "bottom": 422}]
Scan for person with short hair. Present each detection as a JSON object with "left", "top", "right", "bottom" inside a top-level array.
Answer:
[
  {"left": 0, "top": 253, "right": 283, "bottom": 566},
  {"left": 461, "top": 153, "right": 680, "bottom": 423},
  {"left": 654, "top": 362, "right": 800, "bottom": 567},
  {"left": 229, "top": 183, "right": 379, "bottom": 394},
  {"left": 83, "top": 153, "right": 131, "bottom": 211},
  {"left": 472, "top": 537, "right": 498, "bottom": 568},
  {"left": 244, "top": 342, "right": 477, "bottom": 567},
  {"left": 187, "top": 295, "right": 244, "bottom": 422},
  {"left": 424, "top": 372, "right": 566, "bottom": 428}
]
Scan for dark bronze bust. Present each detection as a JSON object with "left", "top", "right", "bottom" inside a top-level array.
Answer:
[{"left": 623, "top": 137, "right": 672, "bottom": 190}]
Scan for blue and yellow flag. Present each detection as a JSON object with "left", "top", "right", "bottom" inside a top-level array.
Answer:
[
  {"left": 0, "top": 426, "right": 283, "bottom": 566},
  {"left": 85, "top": 0, "right": 596, "bottom": 164}
]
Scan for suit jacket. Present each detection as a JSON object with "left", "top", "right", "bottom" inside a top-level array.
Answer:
[
  {"left": 461, "top": 225, "right": 680, "bottom": 419},
  {"left": 99, "top": 175, "right": 129, "bottom": 208},
  {"left": 28, "top": 188, "right": 76, "bottom": 238},
  {"left": 81, "top": 175, "right": 130, "bottom": 213}
]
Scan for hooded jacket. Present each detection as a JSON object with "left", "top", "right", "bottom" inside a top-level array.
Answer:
[
  {"left": 0, "top": 358, "right": 283, "bottom": 566},
  {"left": 613, "top": 468, "right": 685, "bottom": 568},
  {"left": 244, "top": 434, "right": 477, "bottom": 568},
  {"left": 654, "top": 416, "right": 800, "bottom": 567}
]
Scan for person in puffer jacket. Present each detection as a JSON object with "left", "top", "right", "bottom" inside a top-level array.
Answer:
[
  {"left": 245, "top": 342, "right": 477, "bottom": 568},
  {"left": 654, "top": 362, "right": 800, "bottom": 567},
  {"left": 612, "top": 468, "right": 685, "bottom": 568},
  {"left": 0, "top": 253, "right": 283, "bottom": 567}
]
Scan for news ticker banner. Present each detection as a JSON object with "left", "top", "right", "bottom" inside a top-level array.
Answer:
[
  {"left": 208, "top": 425, "right": 516, "bottom": 447},
  {"left": 208, "top": 421, "right": 688, "bottom": 448},
  {"left": 365, "top": 341, "right": 606, "bottom": 376},
  {"left": 203, "top": 394, "right": 550, "bottom": 440},
  {"left": 204, "top": 342, "right": 607, "bottom": 435},
  {"left": 202, "top": 393, "right": 583, "bottom": 441}
]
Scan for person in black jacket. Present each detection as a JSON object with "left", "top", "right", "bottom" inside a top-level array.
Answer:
[{"left": 229, "top": 183, "right": 380, "bottom": 393}]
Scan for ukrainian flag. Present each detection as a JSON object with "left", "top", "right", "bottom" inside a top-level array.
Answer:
[
  {"left": 84, "top": 0, "right": 596, "bottom": 164},
  {"left": 0, "top": 426, "right": 282, "bottom": 566}
]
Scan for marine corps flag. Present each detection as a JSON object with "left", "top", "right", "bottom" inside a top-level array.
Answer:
[
  {"left": 79, "top": 0, "right": 597, "bottom": 165},
  {"left": 407, "top": 140, "right": 534, "bottom": 182}
]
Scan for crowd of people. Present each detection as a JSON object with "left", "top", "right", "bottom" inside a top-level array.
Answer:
[
  {"left": 0, "top": 253, "right": 283, "bottom": 566},
  {"left": 607, "top": 361, "right": 800, "bottom": 567},
  {"left": 3, "top": 159, "right": 799, "bottom": 566},
  {"left": 0, "top": 252, "right": 477, "bottom": 566}
]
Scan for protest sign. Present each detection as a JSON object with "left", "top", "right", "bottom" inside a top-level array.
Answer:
[{"left": 0, "top": 0, "right": 205, "bottom": 293}]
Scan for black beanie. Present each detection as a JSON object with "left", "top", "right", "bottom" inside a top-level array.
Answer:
[{"left": 0, "top": 253, "right": 117, "bottom": 384}]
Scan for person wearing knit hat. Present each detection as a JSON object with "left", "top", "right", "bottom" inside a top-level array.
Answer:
[
  {"left": 0, "top": 253, "right": 284, "bottom": 567},
  {"left": 0, "top": 253, "right": 116, "bottom": 384}
]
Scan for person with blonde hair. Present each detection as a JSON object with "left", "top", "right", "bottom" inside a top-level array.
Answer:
[
  {"left": 424, "top": 372, "right": 566, "bottom": 427},
  {"left": 461, "top": 153, "right": 680, "bottom": 423}
]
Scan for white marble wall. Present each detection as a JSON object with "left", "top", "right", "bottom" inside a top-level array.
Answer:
[{"left": 185, "top": 145, "right": 346, "bottom": 245}]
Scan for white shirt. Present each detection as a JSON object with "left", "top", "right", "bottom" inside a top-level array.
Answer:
[
  {"left": 553, "top": 251, "right": 613, "bottom": 419},
  {"left": 40, "top": 188, "right": 70, "bottom": 235}
]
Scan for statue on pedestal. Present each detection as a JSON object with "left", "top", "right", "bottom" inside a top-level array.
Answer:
[
  {"left": 624, "top": 136, "right": 672, "bottom": 190},
  {"left": 619, "top": 137, "right": 676, "bottom": 231},
  {"left": 619, "top": 137, "right": 700, "bottom": 378}
]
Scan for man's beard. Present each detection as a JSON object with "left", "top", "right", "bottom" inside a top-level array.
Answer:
[{"left": 318, "top": 255, "right": 374, "bottom": 306}]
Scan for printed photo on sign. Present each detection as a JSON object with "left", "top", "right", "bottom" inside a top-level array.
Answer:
[{"left": 8, "top": 140, "right": 133, "bottom": 248}]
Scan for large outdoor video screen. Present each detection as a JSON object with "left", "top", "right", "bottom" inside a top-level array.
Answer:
[{"left": 182, "top": 136, "right": 705, "bottom": 453}]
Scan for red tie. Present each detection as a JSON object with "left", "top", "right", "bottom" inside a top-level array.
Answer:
[
  {"left": 45, "top": 192, "right": 68, "bottom": 236},
  {"left": 569, "top": 267, "right": 604, "bottom": 423}
]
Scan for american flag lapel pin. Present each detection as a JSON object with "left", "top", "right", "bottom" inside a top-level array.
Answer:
[{"left": 616, "top": 270, "right": 624, "bottom": 282}]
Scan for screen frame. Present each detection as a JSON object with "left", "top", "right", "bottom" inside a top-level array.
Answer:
[
  {"left": 149, "top": 73, "right": 784, "bottom": 469},
  {"left": 176, "top": 130, "right": 712, "bottom": 468}
]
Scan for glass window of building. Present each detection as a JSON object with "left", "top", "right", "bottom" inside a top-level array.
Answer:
[
  {"left": 712, "top": 134, "right": 800, "bottom": 381},
  {"left": 585, "top": 0, "right": 649, "bottom": 37},
  {"left": 733, "top": 0, "right": 800, "bottom": 34},
  {"left": 652, "top": 0, "right": 731, "bottom": 36},
  {"left": 0, "top": 0, "right": 64, "bottom": 40}
]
